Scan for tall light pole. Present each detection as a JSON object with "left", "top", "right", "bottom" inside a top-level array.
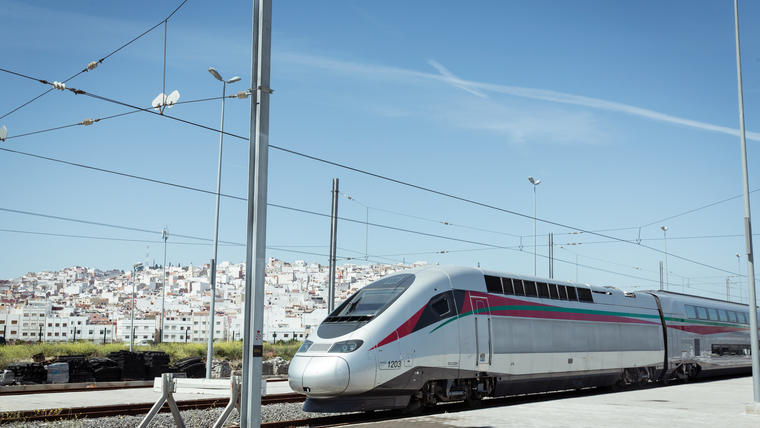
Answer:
[
  {"left": 160, "top": 227, "right": 168, "bottom": 343},
  {"left": 207, "top": 67, "right": 241, "bottom": 379},
  {"left": 130, "top": 262, "right": 143, "bottom": 352},
  {"left": 528, "top": 177, "right": 541, "bottom": 276},
  {"left": 661, "top": 226, "right": 669, "bottom": 289},
  {"left": 737, "top": 253, "right": 741, "bottom": 274},
  {"left": 733, "top": 0, "right": 759, "bottom": 404}
]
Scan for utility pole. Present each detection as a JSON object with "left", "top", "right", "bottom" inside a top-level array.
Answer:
[
  {"left": 727, "top": 277, "right": 731, "bottom": 301},
  {"left": 206, "top": 258, "right": 217, "bottom": 379},
  {"left": 241, "top": 0, "right": 272, "bottom": 426},
  {"left": 548, "top": 233, "right": 554, "bottom": 279},
  {"left": 733, "top": 0, "right": 759, "bottom": 405},
  {"left": 130, "top": 263, "right": 143, "bottom": 352},
  {"left": 659, "top": 261, "right": 664, "bottom": 291},
  {"left": 328, "top": 178, "right": 339, "bottom": 313},
  {"left": 161, "top": 227, "right": 168, "bottom": 343}
]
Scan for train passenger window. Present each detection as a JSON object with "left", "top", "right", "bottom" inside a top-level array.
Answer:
[
  {"left": 548, "top": 284, "right": 559, "bottom": 299},
  {"left": 697, "top": 307, "right": 708, "bottom": 320},
  {"left": 524, "top": 281, "right": 538, "bottom": 297},
  {"left": 707, "top": 308, "right": 718, "bottom": 321},
  {"left": 685, "top": 305, "right": 697, "bottom": 319},
  {"left": 431, "top": 296, "right": 451, "bottom": 317},
  {"left": 502, "top": 277, "right": 515, "bottom": 295},
  {"left": 557, "top": 285, "right": 568, "bottom": 300},
  {"left": 485, "top": 275, "right": 503, "bottom": 294},
  {"left": 536, "top": 282, "right": 549, "bottom": 298},
  {"left": 513, "top": 279, "right": 525, "bottom": 296},
  {"left": 727, "top": 311, "right": 738, "bottom": 323},
  {"left": 718, "top": 310, "right": 728, "bottom": 322},
  {"left": 577, "top": 288, "right": 594, "bottom": 303},
  {"left": 739, "top": 312, "right": 748, "bottom": 324},
  {"left": 566, "top": 286, "right": 578, "bottom": 301}
]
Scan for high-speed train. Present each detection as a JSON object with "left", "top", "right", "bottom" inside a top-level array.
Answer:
[{"left": 288, "top": 266, "right": 758, "bottom": 412}]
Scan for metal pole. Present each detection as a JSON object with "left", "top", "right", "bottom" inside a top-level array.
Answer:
[
  {"left": 365, "top": 207, "right": 368, "bottom": 261},
  {"left": 207, "top": 80, "right": 228, "bottom": 378},
  {"left": 328, "top": 178, "right": 339, "bottom": 313},
  {"left": 130, "top": 266, "right": 135, "bottom": 352},
  {"left": 727, "top": 277, "right": 731, "bottom": 301},
  {"left": 242, "top": 0, "right": 271, "bottom": 426},
  {"left": 733, "top": 0, "right": 760, "bottom": 403},
  {"left": 662, "top": 227, "right": 669, "bottom": 289},
  {"left": 548, "top": 232, "right": 553, "bottom": 279},
  {"left": 206, "top": 258, "right": 217, "bottom": 378},
  {"left": 533, "top": 185, "right": 537, "bottom": 276},
  {"left": 659, "top": 261, "right": 663, "bottom": 292},
  {"left": 161, "top": 227, "right": 168, "bottom": 343}
]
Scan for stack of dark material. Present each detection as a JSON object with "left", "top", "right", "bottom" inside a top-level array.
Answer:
[
  {"left": 170, "top": 356, "right": 206, "bottom": 378},
  {"left": 141, "top": 351, "right": 170, "bottom": 379},
  {"left": 53, "top": 355, "right": 94, "bottom": 383},
  {"left": 108, "top": 350, "right": 147, "bottom": 380},
  {"left": 89, "top": 358, "right": 122, "bottom": 382},
  {"left": 6, "top": 362, "right": 46, "bottom": 384}
]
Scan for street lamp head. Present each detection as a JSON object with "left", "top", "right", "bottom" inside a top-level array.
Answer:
[
  {"left": 226, "top": 76, "right": 242, "bottom": 84},
  {"left": 660, "top": 225, "right": 668, "bottom": 232},
  {"left": 736, "top": 253, "right": 741, "bottom": 258},
  {"left": 208, "top": 67, "right": 223, "bottom": 82},
  {"left": 528, "top": 177, "right": 541, "bottom": 185}
]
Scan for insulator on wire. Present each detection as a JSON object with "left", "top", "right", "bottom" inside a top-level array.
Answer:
[
  {"left": 81, "top": 119, "right": 95, "bottom": 126},
  {"left": 52, "top": 81, "right": 66, "bottom": 90},
  {"left": 236, "top": 91, "right": 251, "bottom": 99},
  {"left": 0, "top": 125, "right": 7, "bottom": 142},
  {"left": 87, "top": 61, "right": 99, "bottom": 71}
]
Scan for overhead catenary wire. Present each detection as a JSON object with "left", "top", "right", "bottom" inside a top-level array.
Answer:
[
  {"left": 2, "top": 95, "right": 234, "bottom": 141},
  {"left": 0, "top": 0, "right": 189, "bottom": 121},
  {"left": 0, "top": 67, "right": 743, "bottom": 277}
]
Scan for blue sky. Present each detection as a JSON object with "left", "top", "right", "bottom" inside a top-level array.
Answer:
[{"left": 1, "top": 0, "right": 758, "bottom": 301}]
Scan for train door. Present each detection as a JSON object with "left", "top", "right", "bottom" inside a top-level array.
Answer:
[{"left": 470, "top": 296, "right": 491, "bottom": 370}]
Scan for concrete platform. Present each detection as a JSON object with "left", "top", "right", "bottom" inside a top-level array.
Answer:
[
  {"left": 353, "top": 377, "right": 760, "bottom": 428},
  {"left": 0, "top": 378, "right": 295, "bottom": 412}
]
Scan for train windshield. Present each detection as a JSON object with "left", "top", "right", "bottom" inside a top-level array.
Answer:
[
  {"left": 318, "top": 274, "right": 415, "bottom": 338},
  {"left": 331, "top": 274, "right": 415, "bottom": 319}
]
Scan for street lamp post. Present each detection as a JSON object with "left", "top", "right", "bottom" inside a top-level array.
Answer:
[
  {"left": 207, "top": 67, "right": 241, "bottom": 379},
  {"left": 160, "top": 227, "right": 168, "bottom": 343},
  {"left": 528, "top": 177, "right": 541, "bottom": 276},
  {"left": 661, "top": 226, "right": 669, "bottom": 290}
]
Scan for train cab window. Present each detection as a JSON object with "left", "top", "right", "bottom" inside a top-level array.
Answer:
[
  {"left": 707, "top": 308, "right": 718, "bottom": 321},
  {"left": 485, "top": 275, "right": 503, "bottom": 294},
  {"left": 739, "top": 312, "right": 748, "bottom": 324},
  {"left": 557, "top": 285, "right": 569, "bottom": 300},
  {"left": 502, "top": 278, "right": 515, "bottom": 295},
  {"left": 536, "top": 282, "right": 550, "bottom": 298},
  {"left": 577, "top": 287, "right": 594, "bottom": 303},
  {"left": 524, "top": 281, "right": 538, "bottom": 297},
  {"left": 717, "top": 310, "right": 728, "bottom": 322},
  {"left": 513, "top": 279, "right": 525, "bottom": 296},
  {"left": 685, "top": 305, "right": 697, "bottom": 319},
  {"left": 727, "top": 311, "right": 738, "bottom": 323},
  {"left": 548, "top": 284, "right": 559, "bottom": 299},
  {"left": 431, "top": 296, "right": 451, "bottom": 317}
]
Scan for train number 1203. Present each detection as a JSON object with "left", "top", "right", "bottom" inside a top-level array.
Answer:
[{"left": 380, "top": 360, "right": 402, "bottom": 370}]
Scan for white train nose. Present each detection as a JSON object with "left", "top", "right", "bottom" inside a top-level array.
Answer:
[{"left": 288, "top": 355, "right": 350, "bottom": 397}]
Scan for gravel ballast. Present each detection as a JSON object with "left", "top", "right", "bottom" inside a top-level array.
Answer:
[{"left": 2, "top": 402, "right": 341, "bottom": 427}]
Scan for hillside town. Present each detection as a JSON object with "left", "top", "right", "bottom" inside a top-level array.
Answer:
[{"left": 0, "top": 258, "right": 425, "bottom": 345}]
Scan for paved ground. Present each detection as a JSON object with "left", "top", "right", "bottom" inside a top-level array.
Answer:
[
  {"left": 352, "top": 376, "right": 760, "bottom": 428},
  {"left": 0, "top": 379, "right": 295, "bottom": 412}
]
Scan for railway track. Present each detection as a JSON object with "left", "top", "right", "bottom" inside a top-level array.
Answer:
[{"left": 0, "top": 392, "right": 305, "bottom": 424}]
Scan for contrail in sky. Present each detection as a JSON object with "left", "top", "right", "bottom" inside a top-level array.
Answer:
[{"left": 280, "top": 52, "right": 759, "bottom": 141}]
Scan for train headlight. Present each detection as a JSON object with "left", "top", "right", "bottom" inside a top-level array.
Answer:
[
  {"left": 328, "top": 340, "right": 364, "bottom": 353},
  {"left": 297, "top": 340, "right": 313, "bottom": 353}
]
